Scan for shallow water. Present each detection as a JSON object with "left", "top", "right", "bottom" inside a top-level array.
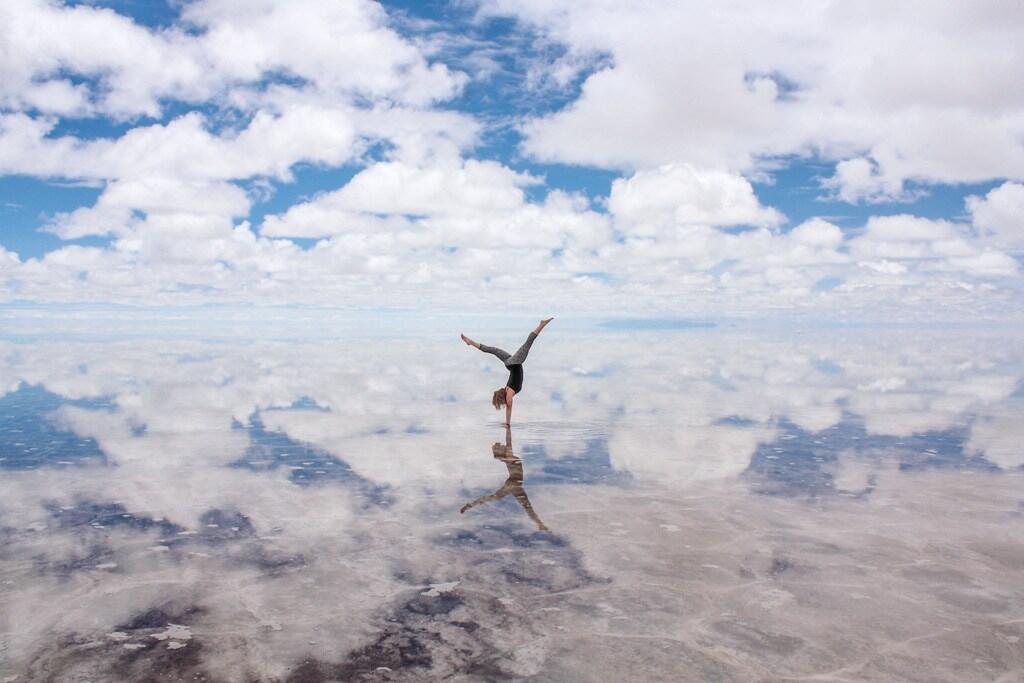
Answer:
[{"left": 1, "top": 327, "right": 1023, "bottom": 681}]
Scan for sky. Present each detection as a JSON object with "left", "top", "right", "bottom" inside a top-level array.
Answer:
[{"left": 0, "top": 0, "right": 1023, "bottom": 321}]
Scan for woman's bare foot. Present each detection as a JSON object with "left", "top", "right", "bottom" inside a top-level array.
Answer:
[
  {"left": 460, "top": 333, "right": 479, "bottom": 348},
  {"left": 534, "top": 317, "right": 554, "bottom": 335}
]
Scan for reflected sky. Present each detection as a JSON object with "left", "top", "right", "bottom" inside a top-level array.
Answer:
[{"left": 1, "top": 328, "right": 1023, "bottom": 681}]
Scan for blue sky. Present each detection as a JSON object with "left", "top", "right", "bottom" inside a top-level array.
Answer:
[{"left": 0, "top": 0, "right": 1022, "bottom": 319}]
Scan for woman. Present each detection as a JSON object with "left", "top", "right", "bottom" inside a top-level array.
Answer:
[
  {"left": 461, "top": 317, "right": 553, "bottom": 426},
  {"left": 459, "top": 425, "right": 549, "bottom": 532}
]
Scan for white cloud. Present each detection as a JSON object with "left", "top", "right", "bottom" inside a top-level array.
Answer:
[
  {"left": 0, "top": 0, "right": 193, "bottom": 117},
  {"left": 966, "top": 182, "right": 1024, "bottom": 250},
  {"left": 967, "top": 399, "right": 1024, "bottom": 470},
  {"left": 17, "top": 79, "right": 91, "bottom": 116},
  {"left": 0, "top": 1, "right": 1021, "bottom": 318},
  {"left": 482, "top": 0, "right": 1024, "bottom": 196},
  {"left": 0, "top": 245, "right": 18, "bottom": 268},
  {"left": 0, "top": 107, "right": 358, "bottom": 182},
  {"left": 608, "top": 164, "right": 783, "bottom": 229},
  {"left": 850, "top": 215, "right": 1019, "bottom": 278},
  {"left": 262, "top": 154, "right": 611, "bottom": 252},
  {"left": 823, "top": 158, "right": 914, "bottom": 204},
  {"left": 182, "top": 0, "right": 466, "bottom": 107},
  {"left": 314, "top": 157, "right": 536, "bottom": 217},
  {"left": 0, "top": 0, "right": 466, "bottom": 118},
  {"left": 787, "top": 218, "right": 843, "bottom": 249},
  {"left": 47, "top": 178, "right": 251, "bottom": 240}
]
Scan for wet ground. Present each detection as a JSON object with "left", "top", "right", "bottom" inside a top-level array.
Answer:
[{"left": 1, "top": 326, "right": 1022, "bottom": 681}]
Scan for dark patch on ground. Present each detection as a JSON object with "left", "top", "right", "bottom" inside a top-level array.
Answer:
[
  {"left": 47, "top": 500, "right": 182, "bottom": 536},
  {"left": 442, "top": 524, "right": 567, "bottom": 551},
  {"left": 282, "top": 589, "right": 523, "bottom": 683},
  {"left": 189, "top": 507, "right": 307, "bottom": 575},
  {"left": 231, "top": 413, "right": 392, "bottom": 506},
  {"left": 0, "top": 383, "right": 111, "bottom": 469},
  {"left": 521, "top": 437, "right": 629, "bottom": 487},
  {"left": 279, "top": 523, "right": 599, "bottom": 681},
  {"left": 33, "top": 542, "right": 117, "bottom": 576},
  {"left": 41, "top": 501, "right": 305, "bottom": 577},
  {"left": 116, "top": 605, "right": 205, "bottom": 631},
  {"left": 402, "top": 592, "right": 464, "bottom": 617},
  {"left": 18, "top": 603, "right": 212, "bottom": 683},
  {"left": 286, "top": 622, "right": 435, "bottom": 682},
  {"left": 264, "top": 395, "right": 332, "bottom": 412},
  {"left": 715, "top": 415, "right": 758, "bottom": 427},
  {"left": 196, "top": 508, "right": 256, "bottom": 542},
  {"left": 769, "top": 557, "right": 794, "bottom": 577},
  {"left": 712, "top": 620, "right": 804, "bottom": 657},
  {"left": 744, "top": 414, "right": 999, "bottom": 499}
]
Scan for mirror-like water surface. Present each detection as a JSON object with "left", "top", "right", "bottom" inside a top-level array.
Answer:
[{"left": 1, "top": 328, "right": 1022, "bottom": 681}]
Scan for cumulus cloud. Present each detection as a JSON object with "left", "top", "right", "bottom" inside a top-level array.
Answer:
[
  {"left": 966, "top": 182, "right": 1024, "bottom": 250},
  {"left": 0, "top": 0, "right": 466, "bottom": 117},
  {"left": 849, "top": 215, "right": 1019, "bottom": 278},
  {"left": 822, "top": 158, "right": 917, "bottom": 204},
  {"left": 608, "top": 164, "right": 783, "bottom": 229},
  {"left": 966, "top": 399, "right": 1024, "bottom": 469},
  {"left": 482, "top": 0, "right": 1024, "bottom": 196},
  {"left": 0, "top": 0, "right": 1021, "bottom": 318},
  {"left": 262, "top": 153, "right": 610, "bottom": 251},
  {"left": 309, "top": 157, "right": 536, "bottom": 217},
  {"left": 0, "top": 107, "right": 359, "bottom": 182},
  {"left": 47, "top": 178, "right": 251, "bottom": 240}
]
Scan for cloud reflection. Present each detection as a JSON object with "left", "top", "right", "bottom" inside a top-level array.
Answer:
[{"left": 0, "top": 327, "right": 1021, "bottom": 679}]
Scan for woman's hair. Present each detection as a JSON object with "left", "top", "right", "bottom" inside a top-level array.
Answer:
[{"left": 491, "top": 387, "right": 506, "bottom": 410}]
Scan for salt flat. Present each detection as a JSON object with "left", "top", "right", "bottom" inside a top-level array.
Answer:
[{"left": 1, "top": 327, "right": 1022, "bottom": 681}]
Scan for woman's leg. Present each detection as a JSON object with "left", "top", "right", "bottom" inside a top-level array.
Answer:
[
  {"left": 506, "top": 332, "right": 537, "bottom": 365},
  {"left": 479, "top": 343, "right": 511, "bottom": 363},
  {"left": 462, "top": 333, "right": 511, "bottom": 363},
  {"left": 506, "top": 319, "right": 552, "bottom": 365}
]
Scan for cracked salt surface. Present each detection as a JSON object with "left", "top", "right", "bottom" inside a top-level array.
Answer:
[
  {"left": 151, "top": 624, "right": 192, "bottom": 642},
  {"left": 421, "top": 581, "right": 460, "bottom": 597}
]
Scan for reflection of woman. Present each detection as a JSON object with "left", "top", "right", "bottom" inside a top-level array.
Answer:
[
  {"left": 460, "top": 426, "right": 550, "bottom": 532},
  {"left": 461, "top": 318, "right": 553, "bottom": 427}
]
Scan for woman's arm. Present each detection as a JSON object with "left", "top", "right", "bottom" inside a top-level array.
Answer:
[{"left": 504, "top": 388, "right": 514, "bottom": 426}]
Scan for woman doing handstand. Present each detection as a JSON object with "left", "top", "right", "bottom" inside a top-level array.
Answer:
[{"left": 461, "top": 318, "right": 553, "bottom": 426}]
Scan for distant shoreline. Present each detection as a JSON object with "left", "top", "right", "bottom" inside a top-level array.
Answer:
[{"left": 599, "top": 319, "right": 717, "bottom": 330}]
